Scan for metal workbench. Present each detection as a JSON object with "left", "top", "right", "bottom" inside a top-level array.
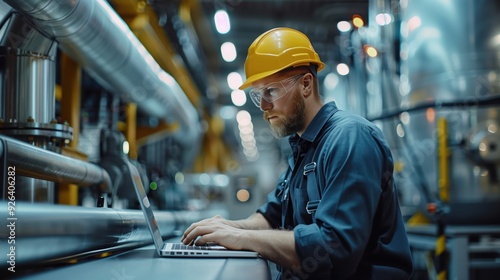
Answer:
[
  {"left": 10, "top": 241, "right": 271, "bottom": 280},
  {"left": 0, "top": 202, "right": 271, "bottom": 280}
]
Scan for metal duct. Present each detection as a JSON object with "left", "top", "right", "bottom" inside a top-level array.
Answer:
[
  {"left": 0, "top": 202, "right": 210, "bottom": 266},
  {"left": 3, "top": 0, "right": 201, "bottom": 153},
  {"left": 0, "top": 135, "right": 112, "bottom": 193}
]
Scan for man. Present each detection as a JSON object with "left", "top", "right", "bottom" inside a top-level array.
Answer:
[{"left": 182, "top": 27, "right": 413, "bottom": 279}]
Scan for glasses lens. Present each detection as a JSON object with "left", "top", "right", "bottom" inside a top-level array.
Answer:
[
  {"left": 249, "top": 91, "right": 262, "bottom": 107},
  {"left": 249, "top": 84, "right": 285, "bottom": 107},
  {"left": 248, "top": 74, "right": 304, "bottom": 107}
]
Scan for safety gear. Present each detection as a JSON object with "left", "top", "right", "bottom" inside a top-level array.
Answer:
[
  {"left": 239, "top": 27, "right": 325, "bottom": 90},
  {"left": 249, "top": 73, "right": 305, "bottom": 108}
]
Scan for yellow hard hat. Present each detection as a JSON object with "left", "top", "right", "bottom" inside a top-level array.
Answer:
[{"left": 239, "top": 27, "right": 325, "bottom": 90}]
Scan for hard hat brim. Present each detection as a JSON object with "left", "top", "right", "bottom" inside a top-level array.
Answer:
[
  {"left": 239, "top": 61, "right": 325, "bottom": 90},
  {"left": 239, "top": 69, "right": 280, "bottom": 90}
]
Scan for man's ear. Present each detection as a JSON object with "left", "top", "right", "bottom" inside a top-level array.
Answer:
[{"left": 302, "top": 73, "right": 314, "bottom": 97}]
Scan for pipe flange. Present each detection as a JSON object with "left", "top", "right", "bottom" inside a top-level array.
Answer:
[{"left": 0, "top": 122, "right": 73, "bottom": 142}]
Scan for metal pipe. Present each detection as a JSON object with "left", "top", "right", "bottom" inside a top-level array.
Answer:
[
  {"left": 0, "top": 135, "right": 112, "bottom": 193},
  {"left": 3, "top": 0, "right": 201, "bottom": 151},
  {"left": 0, "top": 202, "right": 211, "bottom": 266}
]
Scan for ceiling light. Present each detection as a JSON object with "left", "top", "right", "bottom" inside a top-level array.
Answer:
[
  {"left": 407, "top": 16, "right": 421, "bottom": 32},
  {"left": 336, "top": 63, "right": 350, "bottom": 76},
  {"left": 375, "top": 13, "right": 393, "bottom": 26},
  {"left": 221, "top": 42, "right": 237, "bottom": 62},
  {"left": 364, "top": 45, "right": 378, "bottom": 57},
  {"left": 227, "top": 72, "right": 243, "bottom": 90},
  {"left": 236, "top": 110, "right": 252, "bottom": 126},
  {"left": 214, "top": 10, "right": 230, "bottom": 34},
  {"left": 122, "top": 141, "right": 129, "bottom": 154},
  {"left": 352, "top": 14, "right": 364, "bottom": 28},
  {"left": 337, "top": 21, "right": 352, "bottom": 32},
  {"left": 231, "top": 90, "right": 247, "bottom": 107}
]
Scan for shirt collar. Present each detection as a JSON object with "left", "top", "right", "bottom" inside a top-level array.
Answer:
[{"left": 289, "top": 101, "right": 339, "bottom": 144}]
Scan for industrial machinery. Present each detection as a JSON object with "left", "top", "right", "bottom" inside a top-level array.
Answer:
[
  {"left": 336, "top": 0, "right": 500, "bottom": 278},
  {"left": 0, "top": 0, "right": 207, "bottom": 271},
  {"left": 0, "top": 0, "right": 202, "bottom": 203}
]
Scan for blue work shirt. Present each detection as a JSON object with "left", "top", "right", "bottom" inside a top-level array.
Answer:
[{"left": 257, "top": 102, "right": 413, "bottom": 279}]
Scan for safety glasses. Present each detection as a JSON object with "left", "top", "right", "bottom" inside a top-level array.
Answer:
[{"left": 248, "top": 73, "right": 305, "bottom": 108}]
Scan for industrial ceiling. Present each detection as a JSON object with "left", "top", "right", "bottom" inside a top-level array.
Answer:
[{"left": 147, "top": 0, "right": 369, "bottom": 112}]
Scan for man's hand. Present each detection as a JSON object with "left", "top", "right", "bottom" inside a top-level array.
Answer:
[
  {"left": 181, "top": 214, "right": 301, "bottom": 270},
  {"left": 181, "top": 215, "right": 246, "bottom": 250}
]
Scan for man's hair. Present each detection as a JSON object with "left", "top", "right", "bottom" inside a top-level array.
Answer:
[{"left": 280, "top": 65, "right": 320, "bottom": 96}]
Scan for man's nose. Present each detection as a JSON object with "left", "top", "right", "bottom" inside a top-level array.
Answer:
[{"left": 260, "top": 98, "right": 272, "bottom": 111}]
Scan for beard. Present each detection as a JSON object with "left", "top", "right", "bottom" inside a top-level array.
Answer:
[{"left": 266, "top": 92, "right": 306, "bottom": 138}]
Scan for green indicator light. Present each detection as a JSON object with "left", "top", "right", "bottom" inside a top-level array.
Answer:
[{"left": 150, "top": 182, "right": 158, "bottom": 190}]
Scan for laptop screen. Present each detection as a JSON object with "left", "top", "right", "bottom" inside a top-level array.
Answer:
[
  {"left": 128, "top": 161, "right": 165, "bottom": 255},
  {"left": 128, "top": 161, "right": 259, "bottom": 258}
]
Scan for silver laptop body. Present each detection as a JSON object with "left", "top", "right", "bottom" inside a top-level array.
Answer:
[{"left": 129, "top": 161, "right": 259, "bottom": 258}]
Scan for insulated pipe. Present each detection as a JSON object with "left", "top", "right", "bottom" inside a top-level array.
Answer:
[
  {"left": 3, "top": 0, "right": 201, "bottom": 153},
  {"left": 0, "top": 135, "right": 112, "bottom": 193},
  {"left": 0, "top": 202, "right": 210, "bottom": 266}
]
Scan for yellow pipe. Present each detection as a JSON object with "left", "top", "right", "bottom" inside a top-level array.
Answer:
[
  {"left": 125, "top": 103, "right": 138, "bottom": 160},
  {"left": 55, "top": 84, "right": 62, "bottom": 101},
  {"left": 179, "top": 0, "right": 219, "bottom": 71},
  {"left": 111, "top": 0, "right": 235, "bottom": 173},
  {"left": 436, "top": 117, "right": 449, "bottom": 280},
  {"left": 58, "top": 53, "right": 82, "bottom": 205},
  {"left": 110, "top": 0, "right": 202, "bottom": 149},
  {"left": 136, "top": 121, "right": 179, "bottom": 146},
  {"left": 436, "top": 235, "right": 446, "bottom": 256},
  {"left": 117, "top": 118, "right": 179, "bottom": 151},
  {"left": 437, "top": 118, "right": 450, "bottom": 203},
  {"left": 129, "top": 11, "right": 201, "bottom": 107},
  {"left": 111, "top": 0, "right": 201, "bottom": 107}
]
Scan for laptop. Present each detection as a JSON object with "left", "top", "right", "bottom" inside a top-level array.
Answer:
[{"left": 128, "top": 161, "right": 259, "bottom": 258}]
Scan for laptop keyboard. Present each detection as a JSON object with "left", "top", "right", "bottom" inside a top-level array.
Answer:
[
  {"left": 172, "top": 243, "right": 225, "bottom": 251},
  {"left": 167, "top": 243, "right": 229, "bottom": 256}
]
